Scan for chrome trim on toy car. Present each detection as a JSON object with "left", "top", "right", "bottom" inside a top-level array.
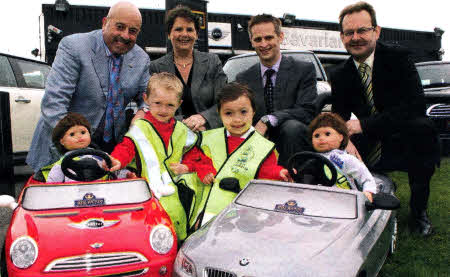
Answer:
[
  {"left": 44, "top": 252, "right": 148, "bottom": 272},
  {"left": 103, "top": 207, "right": 144, "bottom": 213},
  {"left": 68, "top": 218, "right": 120, "bottom": 229},
  {"left": 426, "top": 103, "right": 450, "bottom": 117},
  {"left": 205, "top": 267, "right": 237, "bottom": 277}
]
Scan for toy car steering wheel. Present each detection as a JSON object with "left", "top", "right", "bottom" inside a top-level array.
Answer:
[
  {"left": 287, "top": 151, "right": 338, "bottom": 187},
  {"left": 61, "top": 148, "right": 115, "bottom": 181}
]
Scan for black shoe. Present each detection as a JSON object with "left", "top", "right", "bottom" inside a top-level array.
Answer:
[{"left": 411, "top": 210, "right": 433, "bottom": 236}]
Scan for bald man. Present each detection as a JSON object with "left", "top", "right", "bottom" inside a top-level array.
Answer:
[{"left": 27, "top": 1, "right": 151, "bottom": 171}]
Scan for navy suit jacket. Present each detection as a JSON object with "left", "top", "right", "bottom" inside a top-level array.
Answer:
[
  {"left": 236, "top": 55, "right": 317, "bottom": 126},
  {"left": 330, "top": 41, "right": 426, "bottom": 139}
]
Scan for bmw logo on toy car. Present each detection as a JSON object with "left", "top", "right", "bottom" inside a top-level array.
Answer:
[{"left": 239, "top": 258, "right": 250, "bottom": 266}]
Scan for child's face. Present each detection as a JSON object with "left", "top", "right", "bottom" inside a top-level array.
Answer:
[
  {"left": 219, "top": 95, "right": 255, "bottom": 137},
  {"left": 143, "top": 87, "right": 182, "bottom": 123},
  {"left": 312, "top": 126, "right": 343, "bottom": 152},
  {"left": 60, "top": 125, "right": 91, "bottom": 151}
]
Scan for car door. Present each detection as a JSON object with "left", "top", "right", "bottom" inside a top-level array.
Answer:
[{"left": 7, "top": 56, "right": 50, "bottom": 154}]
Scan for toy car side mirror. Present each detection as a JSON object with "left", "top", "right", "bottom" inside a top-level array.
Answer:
[
  {"left": 365, "top": 192, "right": 401, "bottom": 211},
  {"left": 219, "top": 177, "right": 240, "bottom": 194},
  {"left": 0, "top": 195, "right": 18, "bottom": 210}
]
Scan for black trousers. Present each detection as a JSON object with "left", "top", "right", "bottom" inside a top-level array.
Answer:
[
  {"left": 268, "top": 119, "right": 313, "bottom": 167},
  {"left": 352, "top": 117, "right": 440, "bottom": 213}
]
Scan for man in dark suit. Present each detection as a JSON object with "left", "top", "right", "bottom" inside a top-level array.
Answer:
[
  {"left": 236, "top": 14, "right": 317, "bottom": 166},
  {"left": 330, "top": 2, "right": 440, "bottom": 236}
]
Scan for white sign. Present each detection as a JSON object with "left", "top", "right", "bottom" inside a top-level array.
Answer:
[
  {"left": 208, "top": 22, "right": 232, "bottom": 47},
  {"left": 281, "top": 27, "right": 345, "bottom": 51}
]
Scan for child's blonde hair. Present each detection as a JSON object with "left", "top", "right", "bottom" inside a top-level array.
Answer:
[{"left": 147, "top": 72, "right": 183, "bottom": 100}]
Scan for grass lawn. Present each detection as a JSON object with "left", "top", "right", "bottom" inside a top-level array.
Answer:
[{"left": 379, "top": 157, "right": 449, "bottom": 277}]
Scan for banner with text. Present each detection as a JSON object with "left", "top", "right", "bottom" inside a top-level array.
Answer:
[{"left": 281, "top": 27, "right": 345, "bottom": 51}]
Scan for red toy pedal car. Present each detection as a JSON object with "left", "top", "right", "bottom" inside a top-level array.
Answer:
[{"left": 0, "top": 149, "right": 177, "bottom": 276}]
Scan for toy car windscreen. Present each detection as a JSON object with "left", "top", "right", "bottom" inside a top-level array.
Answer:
[
  {"left": 235, "top": 183, "right": 357, "bottom": 219},
  {"left": 22, "top": 180, "right": 151, "bottom": 210}
]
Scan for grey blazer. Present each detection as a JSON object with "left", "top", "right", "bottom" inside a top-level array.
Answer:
[
  {"left": 149, "top": 50, "right": 227, "bottom": 128},
  {"left": 236, "top": 55, "right": 317, "bottom": 126},
  {"left": 26, "top": 30, "right": 150, "bottom": 171}
]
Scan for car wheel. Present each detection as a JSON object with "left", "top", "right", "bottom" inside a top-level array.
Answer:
[
  {"left": 1, "top": 241, "right": 8, "bottom": 277},
  {"left": 389, "top": 216, "right": 398, "bottom": 256}
]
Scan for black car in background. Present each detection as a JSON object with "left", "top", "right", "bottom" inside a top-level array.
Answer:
[{"left": 416, "top": 61, "right": 450, "bottom": 154}]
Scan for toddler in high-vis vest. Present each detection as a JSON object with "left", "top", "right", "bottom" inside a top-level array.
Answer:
[
  {"left": 309, "top": 113, "right": 377, "bottom": 202},
  {"left": 108, "top": 72, "right": 215, "bottom": 241},
  {"left": 171, "top": 82, "right": 291, "bottom": 226}
]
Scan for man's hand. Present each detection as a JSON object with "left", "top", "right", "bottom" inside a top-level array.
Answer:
[
  {"left": 183, "top": 114, "right": 206, "bottom": 132},
  {"left": 169, "top": 163, "right": 189, "bottom": 175},
  {"left": 202, "top": 173, "right": 215, "bottom": 185},
  {"left": 255, "top": 120, "right": 268, "bottom": 136},
  {"left": 131, "top": 109, "right": 146, "bottom": 125},
  {"left": 346, "top": 119, "right": 362, "bottom": 135},
  {"left": 345, "top": 140, "right": 362, "bottom": 161}
]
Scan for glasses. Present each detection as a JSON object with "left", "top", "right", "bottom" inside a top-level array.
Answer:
[{"left": 342, "top": 27, "right": 375, "bottom": 38}]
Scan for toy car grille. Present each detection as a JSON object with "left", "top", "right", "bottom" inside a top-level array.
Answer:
[
  {"left": 427, "top": 104, "right": 450, "bottom": 117},
  {"left": 44, "top": 252, "right": 148, "bottom": 272},
  {"left": 205, "top": 267, "right": 237, "bottom": 277}
]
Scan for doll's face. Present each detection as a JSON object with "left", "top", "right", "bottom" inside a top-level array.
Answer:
[
  {"left": 219, "top": 95, "right": 255, "bottom": 137},
  {"left": 312, "top": 126, "right": 343, "bottom": 152},
  {"left": 60, "top": 125, "right": 91, "bottom": 151}
]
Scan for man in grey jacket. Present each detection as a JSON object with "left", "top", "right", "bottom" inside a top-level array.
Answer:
[{"left": 26, "top": 1, "right": 150, "bottom": 172}]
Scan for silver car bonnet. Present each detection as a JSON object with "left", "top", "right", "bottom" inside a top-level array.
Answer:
[{"left": 181, "top": 182, "right": 380, "bottom": 276}]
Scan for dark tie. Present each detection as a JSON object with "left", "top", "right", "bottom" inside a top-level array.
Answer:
[
  {"left": 264, "top": 69, "right": 275, "bottom": 114},
  {"left": 104, "top": 55, "right": 124, "bottom": 142},
  {"left": 358, "top": 62, "right": 381, "bottom": 167}
]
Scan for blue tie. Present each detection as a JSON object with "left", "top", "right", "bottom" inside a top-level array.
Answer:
[{"left": 104, "top": 55, "right": 124, "bottom": 142}]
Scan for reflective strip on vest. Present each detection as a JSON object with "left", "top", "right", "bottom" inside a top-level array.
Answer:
[
  {"left": 126, "top": 119, "right": 198, "bottom": 240},
  {"left": 184, "top": 128, "right": 197, "bottom": 153},
  {"left": 128, "top": 124, "right": 167, "bottom": 198}
]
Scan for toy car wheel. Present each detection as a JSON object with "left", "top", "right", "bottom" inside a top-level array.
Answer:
[
  {"left": 389, "top": 216, "right": 398, "bottom": 255},
  {"left": 61, "top": 148, "right": 115, "bottom": 181},
  {"left": 287, "top": 151, "right": 338, "bottom": 187}
]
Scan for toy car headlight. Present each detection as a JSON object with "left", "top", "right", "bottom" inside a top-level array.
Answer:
[
  {"left": 150, "top": 224, "right": 174, "bottom": 254},
  {"left": 174, "top": 250, "right": 196, "bottom": 276},
  {"left": 10, "top": 236, "right": 38, "bottom": 269}
]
